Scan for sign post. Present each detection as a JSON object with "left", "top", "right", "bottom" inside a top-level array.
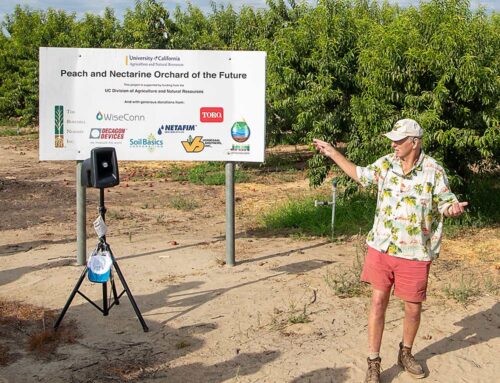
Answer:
[
  {"left": 225, "top": 162, "right": 235, "bottom": 266},
  {"left": 76, "top": 160, "right": 86, "bottom": 265}
]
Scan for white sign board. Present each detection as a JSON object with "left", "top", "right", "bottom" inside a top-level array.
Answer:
[{"left": 39, "top": 47, "right": 266, "bottom": 162}]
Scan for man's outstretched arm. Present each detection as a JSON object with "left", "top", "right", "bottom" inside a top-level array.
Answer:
[{"left": 312, "top": 138, "right": 359, "bottom": 182}]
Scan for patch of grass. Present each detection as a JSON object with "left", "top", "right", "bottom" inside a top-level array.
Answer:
[
  {"left": 185, "top": 162, "right": 250, "bottom": 185},
  {"left": 141, "top": 202, "right": 155, "bottom": 209},
  {"left": 0, "top": 128, "right": 18, "bottom": 136},
  {"left": 261, "top": 192, "right": 376, "bottom": 237},
  {"left": 483, "top": 275, "right": 499, "bottom": 295},
  {"left": 0, "top": 125, "right": 38, "bottom": 136},
  {"left": 155, "top": 213, "right": 166, "bottom": 224},
  {"left": 168, "top": 196, "right": 200, "bottom": 211},
  {"left": 270, "top": 291, "right": 315, "bottom": 331},
  {"left": 287, "top": 303, "right": 310, "bottom": 324},
  {"left": 106, "top": 209, "right": 126, "bottom": 220},
  {"left": 443, "top": 273, "right": 481, "bottom": 305},
  {"left": 175, "top": 340, "right": 191, "bottom": 349},
  {"left": 0, "top": 299, "right": 80, "bottom": 364},
  {"left": 324, "top": 243, "right": 369, "bottom": 298}
]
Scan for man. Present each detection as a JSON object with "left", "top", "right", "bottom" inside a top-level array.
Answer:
[{"left": 312, "top": 119, "right": 468, "bottom": 383}]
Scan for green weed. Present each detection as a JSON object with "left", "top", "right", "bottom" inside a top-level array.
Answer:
[
  {"left": 0, "top": 128, "right": 18, "bottom": 136},
  {"left": 170, "top": 162, "right": 249, "bottom": 185},
  {"left": 187, "top": 162, "right": 249, "bottom": 185},
  {"left": 106, "top": 210, "right": 125, "bottom": 220},
  {"left": 155, "top": 213, "right": 166, "bottom": 224},
  {"left": 168, "top": 196, "right": 200, "bottom": 211},
  {"left": 0, "top": 126, "right": 37, "bottom": 136},
  {"left": 324, "top": 243, "right": 369, "bottom": 298},
  {"left": 287, "top": 303, "right": 310, "bottom": 324},
  {"left": 443, "top": 273, "right": 481, "bottom": 305},
  {"left": 175, "top": 341, "right": 190, "bottom": 349}
]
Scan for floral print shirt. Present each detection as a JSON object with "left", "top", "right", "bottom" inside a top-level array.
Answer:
[{"left": 356, "top": 151, "right": 458, "bottom": 261}]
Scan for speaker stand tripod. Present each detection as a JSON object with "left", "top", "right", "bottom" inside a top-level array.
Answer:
[{"left": 54, "top": 188, "right": 149, "bottom": 332}]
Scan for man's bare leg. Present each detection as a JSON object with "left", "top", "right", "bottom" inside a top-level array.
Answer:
[
  {"left": 403, "top": 301, "right": 422, "bottom": 346},
  {"left": 368, "top": 288, "right": 391, "bottom": 353}
]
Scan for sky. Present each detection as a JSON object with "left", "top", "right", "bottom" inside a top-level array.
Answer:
[{"left": 0, "top": 0, "right": 498, "bottom": 21}]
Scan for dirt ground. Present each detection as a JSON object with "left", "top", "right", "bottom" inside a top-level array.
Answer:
[{"left": 0, "top": 133, "right": 499, "bottom": 383}]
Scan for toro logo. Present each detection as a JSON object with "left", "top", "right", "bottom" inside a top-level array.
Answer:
[{"left": 200, "top": 107, "right": 224, "bottom": 123}]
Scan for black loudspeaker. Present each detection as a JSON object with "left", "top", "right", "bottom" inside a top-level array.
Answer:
[{"left": 82, "top": 147, "right": 120, "bottom": 188}]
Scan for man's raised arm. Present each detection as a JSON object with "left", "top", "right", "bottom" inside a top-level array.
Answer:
[{"left": 312, "top": 138, "right": 359, "bottom": 182}]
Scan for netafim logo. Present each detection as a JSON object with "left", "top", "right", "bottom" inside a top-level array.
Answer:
[
  {"left": 200, "top": 107, "right": 224, "bottom": 123},
  {"left": 54, "top": 105, "right": 64, "bottom": 148},
  {"left": 96, "top": 111, "right": 145, "bottom": 122},
  {"left": 158, "top": 124, "right": 196, "bottom": 134}
]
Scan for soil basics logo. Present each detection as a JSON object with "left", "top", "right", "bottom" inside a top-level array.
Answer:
[
  {"left": 200, "top": 107, "right": 224, "bottom": 123},
  {"left": 54, "top": 105, "right": 64, "bottom": 148},
  {"left": 231, "top": 121, "right": 250, "bottom": 143},
  {"left": 129, "top": 133, "right": 164, "bottom": 152}
]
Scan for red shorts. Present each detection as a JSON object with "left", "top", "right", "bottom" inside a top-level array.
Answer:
[{"left": 361, "top": 246, "right": 431, "bottom": 302}]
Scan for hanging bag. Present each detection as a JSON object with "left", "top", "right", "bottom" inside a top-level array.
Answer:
[{"left": 87, "top": 249, "right": 112, "bottom": 283}]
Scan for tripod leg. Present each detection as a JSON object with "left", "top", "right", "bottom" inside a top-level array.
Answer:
[
  {"left": 112, "top": 261, "right": 149, "bottom": 332},
  {"left": 54, "top": 266, "right": 88, "bottom": 330},
  {"left": 110, "top": 272, "right": 120, "bottom": 306},
  {"left": 102, "top": 281, "right": 109, "bottom": 316}
]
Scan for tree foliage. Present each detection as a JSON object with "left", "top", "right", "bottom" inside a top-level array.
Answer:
[{"left": 0, "top": 0, "right": 498, "bottom": 193}]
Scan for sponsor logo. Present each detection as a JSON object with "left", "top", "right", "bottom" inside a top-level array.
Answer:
[
  {"left": 200, "top": 107, "right": 224, "bottom": 123},
  {"left": 129, "top": 133, "right": 164, "bottom": 152},
  {"left": 54, "top": 105, "right": 64, "bottom": 148},
  {"left": 158, "top": 124, "right": 196, "bottom": 134},
  {"left": 126, "top": 55, "right": 182, "bottom": 67},
  {"left": 203, "top": 138, "right": 222, "bottom": 147},
  {"left": 89, "top": 128, "right": 126, "bottom": 140},
  {"left": 96, "top": 111, "right": 145, "bottom": 122},
  {"left": 182, "top": 136, "right": 205, "bottom": 153},
  {"left": 231, "top": 121, "right": 251, "bottom": 143},
  {"left": 229, "top": 144, "right": 251, "bottom": 154}
]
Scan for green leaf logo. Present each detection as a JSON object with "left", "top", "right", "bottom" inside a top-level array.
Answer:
[{"left": 54, "top": 105, "right": 64, "bottom": 148}]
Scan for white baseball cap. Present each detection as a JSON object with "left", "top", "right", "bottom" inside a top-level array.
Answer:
[{"left": 384, "top": 119, "right": 423, "bottom": 141}]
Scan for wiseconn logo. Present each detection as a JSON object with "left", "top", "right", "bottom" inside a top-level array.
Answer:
[
  {"left": 200, "top": 107, "right": 224, "bottom": 123},
  {"left": 54, "top": 105, "right": 64, "bottom": 148},
  {"left": 181, "top": 136, "right": 205, "bottom": 153},
  {"left": 96, "top": 111, "right": 145, "bottom": 122}
]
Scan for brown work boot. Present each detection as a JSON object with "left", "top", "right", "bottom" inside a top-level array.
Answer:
[
  {"left": 398, "top": 342, "right": 425, "bottom": 379},
  {"left": 365, "top": 357, "right": 381, "bottom": 383}
]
